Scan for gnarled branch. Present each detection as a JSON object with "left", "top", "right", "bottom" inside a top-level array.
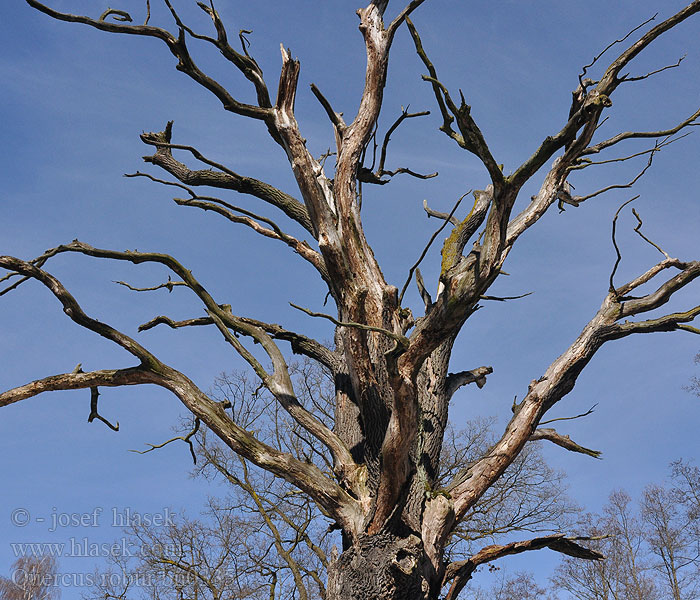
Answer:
[
  {"left": 360, "top": 107, "right": 436, "bottom": 184},
  {"left": 529, "top": 428, "right": 602, "bottom": 459},
  {"left": 583, "top": 106, "right": 700, "bottom": 155},
  {"left": 406, "top": 18, "right": 504, "bottom": 187},
  {"left": 88, "top": 387, "right": 119, "bottom": 431},
  {"left": 0, "top": 367, "right": 155, "bottom": 409},
  {"left": 139, "top": 122, "right": 314, "bottom": 235},
  {"left": 25, "top": 1, "right": 272, "bottom": 121},
  {"left": 0, "top": 253, "right": 364, "bottom": 534},
  {"left": 445, "top": 366, "right": 493, "bottom": 400},
  {"left": 444, "top": 534, "right": 604, "bottom": 600}
]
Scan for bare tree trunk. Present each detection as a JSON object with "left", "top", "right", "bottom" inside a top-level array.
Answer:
[{"left": 327, "top": 531, "right": 435, "bottom": 600}]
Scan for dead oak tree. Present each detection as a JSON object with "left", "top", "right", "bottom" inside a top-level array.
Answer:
[{"left": 2, "top": 2, "right": 700, "bottom": 599}]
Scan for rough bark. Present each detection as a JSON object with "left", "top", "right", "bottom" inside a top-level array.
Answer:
[{"left": 327, "top": 532, "right": 433, "bottom": 600}]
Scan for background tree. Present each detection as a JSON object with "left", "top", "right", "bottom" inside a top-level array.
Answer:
[
  {"left": 464, "top": 571, "right": 559, "bottom": 600},
  {"left": 553, "top": 494, "right": 659, "bottom": 600},
  {"left": 553, "top": 462, "right": 700, "bottom": 600},
  {"left": 0, "top": 555, "right": 60, "bottom": 600},
  {"left": 1, "top": 1, "right": 700, "bottom": 599},
  {"left": 690, "top": 354, "right": 700, "bottom": 396},
  {"left": 642, "top": 463, "right": 700, "bottom": 600}
]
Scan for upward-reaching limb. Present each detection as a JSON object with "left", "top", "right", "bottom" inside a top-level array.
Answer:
[{"left": 403, "top": 3, "right": 700, "bottom": 379}]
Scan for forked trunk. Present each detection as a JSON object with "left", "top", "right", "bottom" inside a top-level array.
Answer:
[{"left": 327, "top": 332, "right": 455, "bottom": 599}]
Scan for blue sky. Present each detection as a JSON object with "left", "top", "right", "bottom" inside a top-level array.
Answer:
[{"left": 1, "top": 1, "right": 699, "bottom": 597}]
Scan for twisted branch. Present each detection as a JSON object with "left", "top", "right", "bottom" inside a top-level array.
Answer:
[
  {"left": 444, "top": 534, "right": 604, "bottom": 600},
  {"left": 529, "top": 428, "right": 601, "bottom": 458}
]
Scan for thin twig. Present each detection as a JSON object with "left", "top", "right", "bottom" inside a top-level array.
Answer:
[
  {"left": 114, "top": 276, "right": 187, "bottom": 293},
  {"left": 126, "top": 171, "right": 327, "bottom": 278},
  {"left": 540, "top": 404, "right": 598, "bottom": 425},
  {"left": 0, "top": 246, "right": 65, "bottom": 295},
  {"left": 139, "top": 314, "right": 213, "bottom": 332},
  {"left": 139, "top": 140, "right": 243, "bottom": 179},
  {"left": 423, "top": 199, "right": 459, "bottom": 225},
  {"left": 126, "top": 172, "right": 288, "bottom": 238},
  {"left": 584, "top": 108, "right": 700, "bottom": 156},
  {"left": 376, "top": 107, "right": 432, "bottom": 177},
  {"left": 239, "top": 29, "right": 253, "bottom": 57},
  {"left": 610, "top": 196, "right": 640, "bottom": 292},
  {"left": 479, "top": 292, "right": 533, "bottom": 302},
  {"left": 571, "top": 133, "right": 690, "bottom": 170},
  {"left": 131, "top": 418, "right": 201, "bottom": 464},
  {"left": 621, "top": 54, "right": 686, "bottom": 82},
  {"left": 594, "top": 116, "right": 610, "bottom": 132},
  {"left": 289, "top": 303, "right": 408, "bottom": 350},
  {"left": 631, "top": 208, "right": 671, "bottom": 259},
  {"left": 579, "top": 13, "right": 657, "bottom": 88},
  {"left": 398, "top": 192, "right": 468, "bottom": 304},
  {"left": 573, "top": 142, "right": 661, "bottom": 205},
  {"left": 529, "top": 428, "right": 602, "bottom": 459},
  {"left": 164, "top": 0, "right": 215, "bottom": 43},
  {"left": 387, "top": 0, "right": 427, "bottom": 38},
  {"left": 99, "top": 8, "right": 132, "bottom": 22},
  {"left": 310, "top": 83, "right": 346, "bottom": 142}
]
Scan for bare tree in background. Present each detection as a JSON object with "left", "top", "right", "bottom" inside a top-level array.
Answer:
[
  {"left": 553, "top": 464, "right": 700, "bottom": 600},
  {"left": 0, "top": 556, "right": 59, "bottom": 600},
  {"left": 642, "top": 463, "right": 700, "bottom": 600},
  {"left": 553, "top": 493, "right": 659, "bottom": 600},
  {"left": 690, "top": 354, "right": 700, "bottom": 396},
  {"left": 2, "top": 1, "right": 700, "bottom": 598},
  {"left": 465, "top": 571, "right": 559, "bottom": 600}
]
